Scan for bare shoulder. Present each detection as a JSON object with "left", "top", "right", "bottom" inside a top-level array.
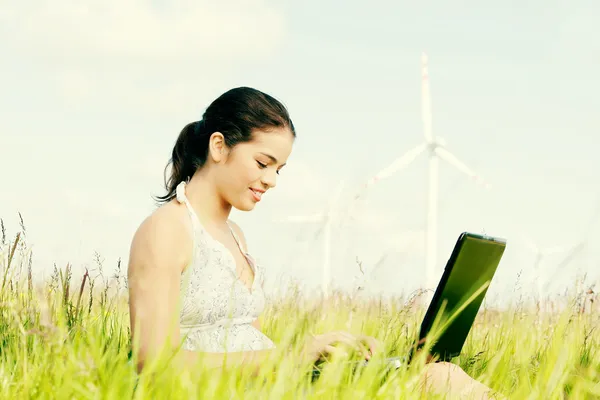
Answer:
[
  {"left": 128, "top": 201, "right": 194, "bottom": 278},
  {"left": 127, "top": 201, "right": 195, "bottom": 368},
  {"left": 228, "top": 220, "right": 248, "bottom": 250}
]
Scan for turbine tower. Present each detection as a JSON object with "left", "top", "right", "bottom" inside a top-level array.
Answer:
[{"left": 354, "top": 52, "right": 491, "bottom": 290}]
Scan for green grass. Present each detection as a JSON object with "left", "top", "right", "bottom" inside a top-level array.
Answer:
[{"left": 1, "top": 219, "right": 599, "bottom": 399}]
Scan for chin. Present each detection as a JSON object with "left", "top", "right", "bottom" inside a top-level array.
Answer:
[{"left": 232, "top": 200, "right": 256, "bottom": 212}]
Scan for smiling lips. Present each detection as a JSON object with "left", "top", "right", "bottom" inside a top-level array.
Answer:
[{"left": 250, "top": 188, "right": 264, "bottom": 202}]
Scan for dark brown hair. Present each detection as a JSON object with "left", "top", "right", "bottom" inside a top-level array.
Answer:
[{"left": 154, "top": 87, "right": 295, "bottom": 203}]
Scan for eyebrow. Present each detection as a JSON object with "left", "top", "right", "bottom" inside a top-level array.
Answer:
[{"left": 260, "top": 152, "right": 286, "bottom": 167}]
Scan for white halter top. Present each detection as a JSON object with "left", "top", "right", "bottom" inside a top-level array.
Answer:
[{"left": 175, "top": 181, "right": 275, "bottom": 352}]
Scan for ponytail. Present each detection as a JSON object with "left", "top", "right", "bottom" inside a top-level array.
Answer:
[{"left": 154, "top": 120, "right": 210, "bottom": 204}]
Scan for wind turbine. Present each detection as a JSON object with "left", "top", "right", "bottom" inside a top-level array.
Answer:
[
  {"left": 522, "top": 197, "right": 600, "bottom": 305},
  {"left": 519, "top": 235, "right": 583, "bottom": 305},
  {"left": 354, "top": 52, "right": 491, "bottom": 290},
  {"left": 275, "top": 180, "right": 347, "bottom": 297}
]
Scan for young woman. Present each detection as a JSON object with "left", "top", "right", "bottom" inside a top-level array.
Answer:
[{"left": 127, "top": 87, "right": 500, "bottom": 398}]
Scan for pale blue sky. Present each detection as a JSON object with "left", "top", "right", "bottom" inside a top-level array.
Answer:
[{"left": 1, "top": 1, "right": 599, "bottom": 306}]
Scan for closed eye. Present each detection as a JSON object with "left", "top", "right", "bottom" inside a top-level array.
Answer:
[{"left": 257, "top": 160, "right": 282, "bottom": 175}]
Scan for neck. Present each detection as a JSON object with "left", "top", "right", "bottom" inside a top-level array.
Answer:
[{"left": 184, "top": 172, "right": 231, "bottom": 226}]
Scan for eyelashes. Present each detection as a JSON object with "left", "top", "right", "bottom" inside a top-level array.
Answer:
[{"left": 257, "top": 160, "right": 280, "bottom": 175}]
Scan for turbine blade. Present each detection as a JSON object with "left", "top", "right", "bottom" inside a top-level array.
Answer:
[
  {"left": 434, "top": 147, "right": 491, "bottom": 189},
  {"left": 554, "top": 242, "right": 585, "bottom": 268},
  {"left": 422, "top": 52, "right": 433, "bottom": 143},
  {"left": 363, "top": 143, "right": 427, "bottom": 188},
  {"left": 546, "top": 242, "right": 585, "bottom": 287}
]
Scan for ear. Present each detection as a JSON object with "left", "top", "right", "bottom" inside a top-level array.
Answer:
[{"left": 208, "top": 132, "right": 228, "bottom": 163}]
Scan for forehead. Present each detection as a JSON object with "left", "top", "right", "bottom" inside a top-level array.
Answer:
[{"left": 238, "top": 127, "right": 294, "bottom": 162}]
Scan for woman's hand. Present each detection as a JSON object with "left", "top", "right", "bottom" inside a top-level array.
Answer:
[{"left": 300, "top": 331, "right": 382, "bottom": 364}]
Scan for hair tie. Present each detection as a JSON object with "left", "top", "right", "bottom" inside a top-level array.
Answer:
[{"left": 175, "top": 181, "right": 187, "bottom": 204}]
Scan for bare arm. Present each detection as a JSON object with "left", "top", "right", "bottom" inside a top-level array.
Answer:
[{"left": 127, "top": 208, "right": 275, "bottom": 374}]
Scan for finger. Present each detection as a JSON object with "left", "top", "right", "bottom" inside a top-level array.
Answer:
[
  {"left": 337, "top": 332, "right": 374, "bottom": 355},
  {"left": 334, "top": 332, "right": 372, "bottom": 358},
  {"left": 359, "top": 335, "right": 380, "bottom": 355},
  {"left": 325, "top": 331, "right": 353, "bottom": 340},
  {"left": 329, "top": 335, "right": 358, "bottom": 347},
  {"left": 323, "top": 331, "right": 353, "bottom": 344},
  {"left": 324, "top": 345, "right": 349, "bottom": 359},
  {"left": 330, "top": 335, "right": 371, "bottom": 360},
  {"left": 351, "top": 338, "right": 372, "bottom": 359},
  {"left": 319, "top": 332, "right": 370, "bottom": 360},
  {"left": 364, "top": 335, "right": 381, "bottom": 354},
  {"left": 339, "top": 331, "right": 359, "bottom": 342},
  {"left": 323, "top": 335, "right": 358, "bottom": 352},
  {"left": 341, "top": 331, "right": 376, "bottom": 353},
  {"left": 333, "top": 331, "right": 364, "bottom": 348}
]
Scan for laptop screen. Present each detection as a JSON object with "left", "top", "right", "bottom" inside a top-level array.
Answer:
[{"left": 417, "top": 233, "right": 506, "bottom": 361}]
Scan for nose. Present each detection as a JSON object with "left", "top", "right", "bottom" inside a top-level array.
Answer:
[{"left": 261, "top": 168, "right": 277, "bottom": 189}]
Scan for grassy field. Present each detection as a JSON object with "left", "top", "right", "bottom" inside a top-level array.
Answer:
[{"left": 1, "top": 221, "right": 599, "bottom": 399}]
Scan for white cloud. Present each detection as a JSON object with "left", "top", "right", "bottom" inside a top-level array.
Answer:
[
  {"left": 1, "top": 1, "right": 288, "bottom": 115},
  {"left": 1, "top": 1, "right": 286, "bottom": 63}
]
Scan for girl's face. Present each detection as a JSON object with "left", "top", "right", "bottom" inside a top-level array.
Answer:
[{"left": 212, "top": 127, "right": 295, "bottom": 212}]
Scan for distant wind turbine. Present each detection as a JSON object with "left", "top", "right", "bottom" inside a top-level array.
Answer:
[
  {"left": 519, "top": 235, "right": 583, "bottom": 304},
  {"left": 523, "top": 196, "right": 600, "bottom": 303},
  {"left": 354, "top": 52, "right": 491, "bottom": 290},
  {"left": 275, "top": 180, "right": 347, "bottom": 297}
]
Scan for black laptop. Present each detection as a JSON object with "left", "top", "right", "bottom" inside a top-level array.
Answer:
[{"left": 312, "top": 232, "right": 507, "bottom": 378}]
